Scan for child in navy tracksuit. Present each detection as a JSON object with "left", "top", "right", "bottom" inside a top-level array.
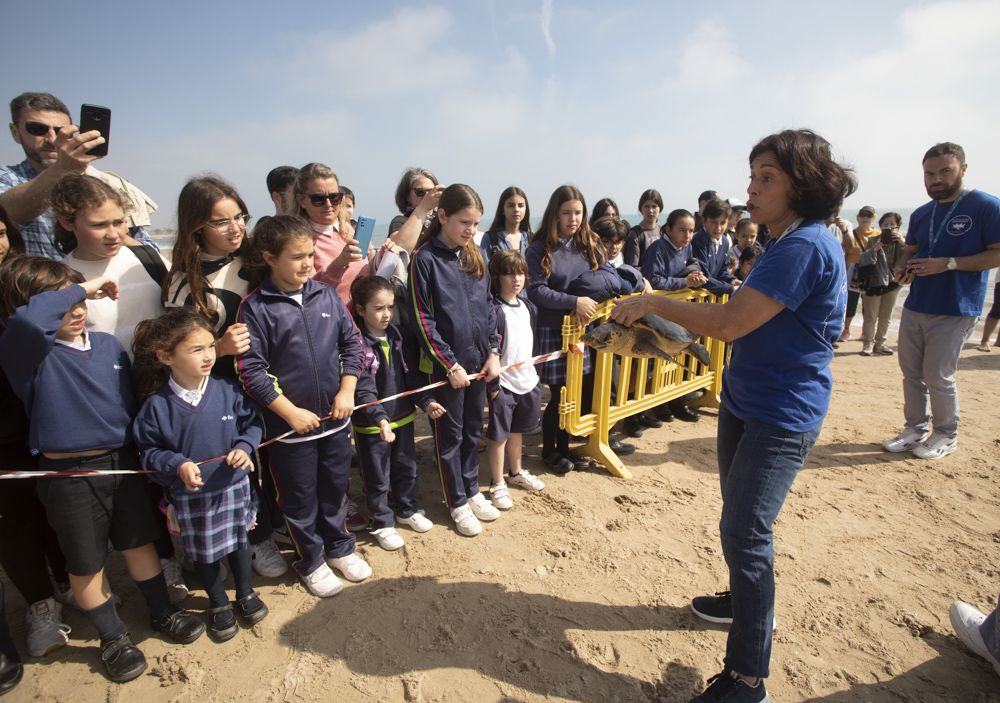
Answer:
[
  {"left": 132, "top": 308, "right": 267, "bottom": 642},
  {"left": 236, "top": 216, "right": 368, "bottom": 598},
  {"left": 484, "top": 251, "right": 546, "bottom": 511},
  {"left": 0, "top": 256, "right": 204, "bottom": 683},
  {"left": 691, "top": 197, "right": 739, "bottom": 295},
  {"left": 409, "top": 184, "right": 502, "bottom": 537},
  {"left": 349, "top": 276, "right": 445, "bottom": 550}
]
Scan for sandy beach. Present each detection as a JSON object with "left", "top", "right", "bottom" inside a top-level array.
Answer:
[{"left": 2, "top": 337, "right": 999, "bottom": 702}]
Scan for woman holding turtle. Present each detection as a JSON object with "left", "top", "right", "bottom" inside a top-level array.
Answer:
[{"left": 612, "top": 129, "right": 854, "bottom": 703}]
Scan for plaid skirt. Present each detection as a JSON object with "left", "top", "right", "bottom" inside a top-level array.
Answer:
[
  {"left": 535, "top": 324, "right": 592, "bottom": 386},
  {"left": 168, "top": 477, "right": 256, "bottom": 564}
]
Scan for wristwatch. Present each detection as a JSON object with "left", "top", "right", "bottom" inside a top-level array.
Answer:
[{"left": 946, "top": 257, "right": 957, "bottom": 271}]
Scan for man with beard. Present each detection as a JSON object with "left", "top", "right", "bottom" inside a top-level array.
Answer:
[
  {"left": 0, "top": 92, "right": 157, "bottom": 259},
  {"left": 883, "top": 142, "right": 1000, "bottom": 460}
]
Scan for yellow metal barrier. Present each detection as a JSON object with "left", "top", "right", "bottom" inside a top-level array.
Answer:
[{"left": 558, "top": 290, "right": 728, "bottom": 478}]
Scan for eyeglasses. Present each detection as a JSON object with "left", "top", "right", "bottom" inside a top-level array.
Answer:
[
  {"left": 204, "top": 213, "right": 251, "bottom": 232},
  {"left": 24, "top": 121, "right": 63, "bottom": 137},
  {"left": 308, "top": 192, "right": 344, "bottom": 207}
]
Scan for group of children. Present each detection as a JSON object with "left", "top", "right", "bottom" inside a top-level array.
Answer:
[{"left": 0, "top": 170, "right": 764, "bottom": 685}]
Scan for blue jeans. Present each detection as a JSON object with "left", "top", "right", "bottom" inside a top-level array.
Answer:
[
  {"left": 982, "top": 597, "right": 1000, "bottom": 660},
  {"left": 717, "top": 404, "right": 820, "bottom": 678}
]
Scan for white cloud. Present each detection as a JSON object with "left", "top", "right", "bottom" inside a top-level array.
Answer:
[{"left": 540, "top": 0, "right": 556, "bottom": 58}]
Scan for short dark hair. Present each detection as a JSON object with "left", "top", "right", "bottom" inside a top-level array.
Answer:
[
  {"left": 0, "top": 255, "right": 84, "bottom": 318},
  {"left": 749, "top": 129, "right": 858, "bottom": 221},
  {"left": 739, "top": 243, "right": 763, "bottom": 267},
  {"left": 488, "top": 248, "right": 529, "bottom": 295},
  {"left": 589, "top": 198, "right": 619, "bottom": 226},
  {"left": 879, "top": 211, "right": 902, "bottom": 228},
  {"left": 637, "top": 189, "right": 663, "bottom": 211},
  {"left": 697, "top": 190, "right": 718, "bottom": 205},
  {"left": 590, "top": 215, "right": 629, "bottom": 242},
  {"left": 340, "top": 186, "right": 355, "bottom": 206},
  {"left": 922, "top": 142, "right": 965, "bottom": 164},
  {"left": 701, "top": 197, "right": 732, "bottom": 221},
  {"left": 266, "top": 166, "right": 299, "bottom": 195},
  {"left": 9, "top": 92, "right": 70, "bottom": 123}
]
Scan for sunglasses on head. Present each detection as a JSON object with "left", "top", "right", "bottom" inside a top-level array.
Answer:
[
  {"left": 24, "top": 121, "right": 62, "bottom": 137},
  {"left": 308, "top": 192, "right": 344, "bottom": 207}
]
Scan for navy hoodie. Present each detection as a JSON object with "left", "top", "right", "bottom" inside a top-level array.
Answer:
[{"left": 236, "top": 277, "right": 362, "bottom": 438}]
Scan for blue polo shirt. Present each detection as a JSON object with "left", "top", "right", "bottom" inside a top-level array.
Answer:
[
  {"left": 721, "top": 219, "right": 846, "bottom": 432},
  {"left": 903, "top": 189, "right": 1000, "bottom": 317}
]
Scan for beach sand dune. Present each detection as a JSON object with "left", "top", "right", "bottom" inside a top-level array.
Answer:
[{"left": 3, "top": 343, "right": 999, "bottom": 701}]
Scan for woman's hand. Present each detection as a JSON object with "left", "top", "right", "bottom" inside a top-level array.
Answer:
[
  {"left": 415, "top": 186, "right": 444, "bottom": 215},
  {"left": 178, "top": 461, "right": 204, "bottom": 491},
  {"left": 217, "top": 322, "right": 250, "bottom": 357},
  {"left": 574, "top": 296, "right": 598, "bottom": 326},
  {"left": 424, "top": 401, "right": 446, "bottom": 419},
  {"left": 448, "top": 363, "right": 470, "bottom": 389},
  {"left": 378, "top": 419, "right": 396, "bottom": 443},
  {"left": 480, "top": 353, "right": 501, "bottom": 382},
  {"left": 334, "top": 237, "right": 363, "bottom": 268},
  {"left": 81, "top": 276, "right": 118, "bottom": 301},
  {"left": 226, "top": 448, "right": 253, "bottom": 471}
]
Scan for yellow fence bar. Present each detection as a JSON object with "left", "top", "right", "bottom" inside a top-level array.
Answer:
[{"left": 558, "top": 290, "right": 728, "bottom": 478}]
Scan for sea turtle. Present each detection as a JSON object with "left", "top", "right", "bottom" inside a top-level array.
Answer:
[{"left": 580, "top": 314, "right": 711, "bottom": 365}]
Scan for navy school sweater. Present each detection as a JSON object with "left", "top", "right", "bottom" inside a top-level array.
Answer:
[
  {"left": 0, "top": 286, "right": 135, "bottom": 454},
  {"left": 133, "top": 377, "right": 263, "bottom": 494}
]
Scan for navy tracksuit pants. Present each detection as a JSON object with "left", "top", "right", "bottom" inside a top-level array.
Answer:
[
  {"left": 355, "top": 422, "right": 419, "bottom": 529},
  {"left": 429, "top": 374, "right": 486, "bottom": 509},
  {"left": 265, "top": 430, "right": 355, "bottom": 576}
]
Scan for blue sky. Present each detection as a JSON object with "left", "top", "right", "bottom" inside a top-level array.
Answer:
[{"left": 3, "top": 0, "right": 999, "bottom": 229}]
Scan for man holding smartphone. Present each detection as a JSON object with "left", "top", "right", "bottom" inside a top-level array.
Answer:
[
  {"left": 883, "top": 142, "right": 1000, "bottom": 460},
  {"left": 0, "top": 92, "right": 157, "bottom": 259}
]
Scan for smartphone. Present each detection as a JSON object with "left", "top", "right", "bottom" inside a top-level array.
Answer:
[
  {"left": 79, "top": 104, "right": 111, "bottom": 157},
  {"left": 880, "top": 227, "right": 894, "bottom": 245},
  {"left": 353, "top": 216, "right": 376, "bottom": 254}
]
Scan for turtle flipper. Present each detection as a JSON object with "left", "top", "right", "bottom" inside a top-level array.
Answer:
[
  {"left": 633, "top": 341, "right": 677, "bottom": 363},
  {"left": 688, "top": 342, "right": 711, "bottom": 366}
]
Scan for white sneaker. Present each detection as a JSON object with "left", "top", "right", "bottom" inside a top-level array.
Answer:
[
  {"left": 912, "top": 432, "right": 957, "bottom": 460},
  {"left": 450, "top": 504, "right": 482, "bottom": 536},
  {"left": 26, "top": 598, "right": 70, "bottom": 657},
  {"left": 160, "top": 556, "right": 189, "bottom": 604},
  {"left": 882, "top": 428, "right": 928, "bottom": 453},
  {"left": 396, "top": 510, "right": 434, "bottom": 533},
  {"left": 326, "top": 553, "right": 373, "bottom": 582},
  {"left": 507, "top": 470, "right": 545, "bottom": 491},
  {"left": 468, "top": 492, "right": 501, "bottom": 521},
  {"left": 371, "top": 526, "right": 405, "bottom": 551},
  {"left": 949, "top": 601, "right": 1000, "bottom": 675},
  {"left": 860, "top": 343, "right": 874, "bottom": 356},
  {"left": 301, "top": 563, "right": 343, "bottom": 598},
  {"left": 252, "top": 537, "right": 289, "bottom": 578},
  {"left": 489, "top": 482, "right": 513, "bottom": 510}
]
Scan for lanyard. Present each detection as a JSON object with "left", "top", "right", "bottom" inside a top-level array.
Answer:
[{"left": 928, "top": 189, "right": 968, "bottom": 255}]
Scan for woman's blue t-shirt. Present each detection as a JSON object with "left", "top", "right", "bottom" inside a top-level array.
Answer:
[{"left": 721, "top": 220, "right": 846, "bottom": 432}]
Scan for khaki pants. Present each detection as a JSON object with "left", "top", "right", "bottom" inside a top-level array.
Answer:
[{"left": 861, "top": 287, "right": 902, "bottom": 348}]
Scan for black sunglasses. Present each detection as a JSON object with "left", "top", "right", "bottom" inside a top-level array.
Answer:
[
  {"left": 24, "top": 121, "right": 62, "bottom": 137},
  {"left": 413, "top": 187, "right": 432, "bottom": 197},
  {"left": 308, "top": 192, "right": 344, "bottom": 207}
]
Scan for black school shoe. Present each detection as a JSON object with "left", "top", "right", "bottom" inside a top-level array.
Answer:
[
  {"left": 609, "top": 438, "right": 636, "bottom": 456},
  {"left": 543, "top": 452, "right": 574, "bottom": 475},
  {"left": 637, "top": 412, "right": 663, "bottom": 429},
  {"left": 654, "top": 405, "right": 676, "bottom": 422},
  {"left": 0, "top": 654, "right": 22, "bottom": 696},
  {"left": 152, "top": 608, "right": 205, "bottom": 644},
  {"left": 690, "top": 669, "right": 769, "bottom": 702},
  {"left": 100, "top": 634, "right": 147, "bottom": 683},
  {"left": 207, "top": 605, "right": 238, "bottom": 642},
  {"left": 236, "top": 592, "right": 269, "bottom": 626},
  {"left": 673, "top": 405, "right": 701, "bottom": 422}
]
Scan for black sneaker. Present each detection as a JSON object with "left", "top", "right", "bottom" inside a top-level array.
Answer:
[
  {"left": 609, "top": 438, "right": 636, "bottom": 456},
  {"left": 207, "top": 605, "right": 238, "bottom": 642},
  {"left": 236, "top": 592, "right": 269, "bottom": 626},
  {"left": 543, "top": 452, "right": 574, "bottom": 475},
  {"left": 152, "top": 608, "right": 205, "bottom": 644},
  {"left": 691, "top": 669, "right": 769, "bottom": 702},
  {"left": 100, "top": 633, "right": 147, "bottom": 683},
  {"left": 691, "top": 591, "right": 734, "bottom": 624}
]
